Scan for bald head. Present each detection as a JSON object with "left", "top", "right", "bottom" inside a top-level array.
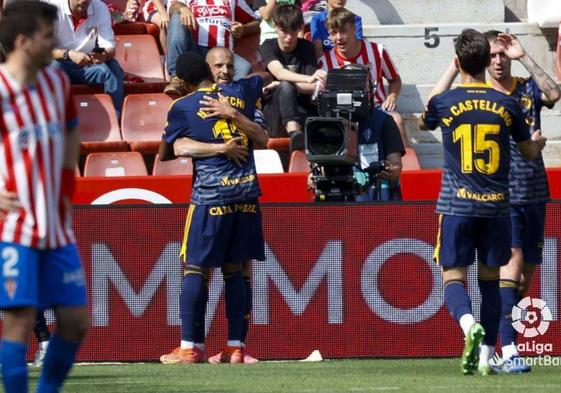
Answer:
[{"left": 206, "top": 47, "right": 235, "bottom": 84}]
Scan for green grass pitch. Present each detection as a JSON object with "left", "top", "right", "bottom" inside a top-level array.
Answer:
[{"left": 27, "top": 358, "right": 561, "bottom": 392}]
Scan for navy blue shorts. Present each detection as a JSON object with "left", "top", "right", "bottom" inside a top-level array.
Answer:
[
  {"left": 0, "top": 242, "right": 87, "bottom": 309},
  {"left": 434, "top": 214, "right": 512, "bottom": 268},
  {"left": 511, "top": 203, "right": 546, "bottom": 264},
  {"left": 180, "top": 200, "right": 265, "bottom": 268}
]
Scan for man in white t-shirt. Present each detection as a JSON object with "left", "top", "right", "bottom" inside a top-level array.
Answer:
[{"left": 46, "top": 0, "right": 124, "bottom": 117}]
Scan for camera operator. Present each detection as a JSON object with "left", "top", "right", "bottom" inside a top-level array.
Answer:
[{"left": 308, "top": 107, "right": 404, "bottom": 201}]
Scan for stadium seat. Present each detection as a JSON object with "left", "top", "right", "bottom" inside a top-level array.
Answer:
[
  {"left": 557, "top": 23, "right": 561, "bottom": 81},
  {"left": 121, "top": 93, "right": 172, "bottom": 153},
  {"left": 115, "top": 35, "right": 165, "bottom": 82},
  {"left": 253, "top": 149, "right": 284, "bottom": 174},
  {"left": 288, "top": 150, "right": 311, "bottom": 173},
  {"left": 267, "top": 137, "right": 290, "bottom": 152},
  {"left": 74, "top": 94, "right": 128, "bottom": 153},
  {"left": 83, "top": 152, "right": 148, "bottom": 177},
  {"left": 152, "top": 154, "right": 193, "bottom": 176},
  {"left": 402, "top": 147, "right": 422, "bottom": 171},
  {"left": 234, "top": 32, "right": 264, "bottom": 73}
]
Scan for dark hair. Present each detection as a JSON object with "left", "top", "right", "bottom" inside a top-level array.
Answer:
[
  {"left": 483, "top": 29, "right": 503, "bottom": 42},
  {"left": 0, "top": 0, "right": 58, "bottom": 55},
  {"left": 326, "top": 8, "right": 356, "bottom": 32},
  {"left": 454, "top": 29, "right": 490, "bottom": 77},
  {"left": 175, "top": 51, "right": 211, "bottom": 86},
  {"left": 273, "top": 4, "right": 304, "bottom": 32}
]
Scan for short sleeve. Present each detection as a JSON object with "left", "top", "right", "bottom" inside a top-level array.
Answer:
[
  {"left": 300, "top": 40, "right": 319, "bottom": 76},
  {"left": 96, "top": 1, "right": 116, "bottom": 49},
  {"left": 380, "top": 47, "right": 399, "bottom": 81},
  {"left": 381, "top": 116, "right": 405, "bottom": 157},
  {"left": 238, "top": 75, "right": 264, "bottom": 105},
  {"left": 422, "top": 95, "right": 441, "bottom": 130},
  {"left": 259, "top": 39, "right": 277, "bottom": 70},
  {"left": 163, "top": 102, "right": 190, "bottom": 144}
]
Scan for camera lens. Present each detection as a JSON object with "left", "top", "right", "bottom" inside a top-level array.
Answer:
[{"left": 308, "top": 123, "right": 344, "bottom": 155}]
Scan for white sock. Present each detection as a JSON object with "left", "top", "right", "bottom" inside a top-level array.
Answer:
[
  {"left": 194, "top": 343, "right": 205, "bottom": 351},
  {"left": 39, "top": 341, "right": 49, "bottom": 351},
  {"left": 227, "top": 340, "right": 241, "bottom": 347},
  {"left": 502, "top": 343, "right": 519, "bottom": 360},
  {"left": 479, "top": 345, "right": 494, "bottom": 367},
  {"left": 459, "top": 314, "right": 476, "bottom": 337},
  {"left": 180, "top": 340, "right": 194, "bottom": 349}
]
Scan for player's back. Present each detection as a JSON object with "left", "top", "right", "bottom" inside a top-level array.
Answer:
[
  {"left": 164, "top": 81, "right": 262, "bottom": 205},
  {"left": 424, "top": 83, "right": 530, "bottom": 217}
]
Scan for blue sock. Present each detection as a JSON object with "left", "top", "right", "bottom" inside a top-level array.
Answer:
[
  {"left": 36, "top": 334, "right": 80, "bottom": 393},
  {"left": 479, "top": 279, "right": 501, "bottom": 346},
  {"left": 444, "top": 281, "right": 472, "bottom": 322},
  {"left": 224, "top": 271, "right": 247, "bottom": 343},
  {"left": 241, "top": 276, "right": 252, "bottom": 344},
  {"left": 499, "top": 280, "right": 520, "bottom": 347},
  {"left": 193, "top": 278, "right": 209, "bottom": 344},
  {"left": 180, "top": 270, "right": 206, "bottom": 342},
  {"left": 1, "top": 339, "right": 28, "bottom": 393}
]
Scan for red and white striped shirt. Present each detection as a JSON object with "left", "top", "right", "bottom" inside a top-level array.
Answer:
[
  {"left": 318, "top": 39, "right": 399, "bottom": 105},
  {"left": 0, "top": 66, "right": 78, "bottom": 250},
  {"left": 167, "top": 0, "right": 257, "bottom": 49}
]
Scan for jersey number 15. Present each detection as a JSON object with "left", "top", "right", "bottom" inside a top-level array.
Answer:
[{"left": 453, "top": 124, "right": 500, "bottom": 175}]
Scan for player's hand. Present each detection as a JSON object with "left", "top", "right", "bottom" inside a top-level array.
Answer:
[
  {"left": 381, "top": 94, "right": 397, "bottom": 111},
  {"left": 231, "top": 22, "right": 244, "bottom": 39},
  {"left": 180, "top": 7, "right": 197, "bottom": 30},
  {"left": 90, "top": 51, "right": 108, "bottom": 65},
  {"left": 263, "top": 81, "right": 280, "bottom": 95},
  {"left": 531, "top": 129, "right": 547, "bottom": 151},
  {"left": 377, "top": 161, "right": 401, "bottom": 181},
  {"left": 497, "top": 33, "right": 526, "bottom": 60},
  {"left": 69, "top": 50, "right": 93, "bottom": 66},
  {"left": 307, "top": 69, "right": 327, "bottom": 84},
  {"left": 199, "top": 93, "right": 237, "bottom": 120},
  {"left": 0, "top": 190, "right": 21, "bottom": 221},
  {"left": 222, "top": 137, "right": 248, "bottom": 166}
]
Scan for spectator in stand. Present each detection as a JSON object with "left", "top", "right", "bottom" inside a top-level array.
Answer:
[
  {"left": 164, "top": 0, "right": 260, "bottom": 96},
  {"left": 253, "top": 0, "right": 301, "bottom": 45},
  {"left": 318, "top": 8, "right": 411, "bottom": 148},
  {"left": 310, "top": 0, "right": 362, "bottom": 58},
  {"left": 260, "top": 4, "right": 325, "bottom": 151},
  {"left": 46, "top": 0, "right": 125, "bottom": 118}
]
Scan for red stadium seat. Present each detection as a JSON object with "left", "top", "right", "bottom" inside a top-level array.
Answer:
[
  {"left": 152, "top": 154, "right": 193, "bottom": 176},
  {"left": 73, "top": 94, "right": 128, "bottom": 153},
  {"left": 115, "top": 35, "right": 166, "bottom": 85},
  {"left": 402, "top": 147, "right": 422, "bottom": 171},
  {"left": 267, "top": 137, "right": 290, "bottom": 152},
  {"left": 288, "top": 150, "right": 311, "bottom": 173},
  {"left": 84, "top": 152, "right": 148, "bottom": 177},
  {"left": 557, "top": 23, "right": 561, "bottom": 81},
  {"left": 121, "top": 93, "right": 172, "bottom": 153},
  {"left": 234, "top": 32, "right": 264, "bottom": 73}
]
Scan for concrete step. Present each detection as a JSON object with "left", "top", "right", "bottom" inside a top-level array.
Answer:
[
  {"left": 362, "top": 22, "right": 556, "bottom": 85},
  {"left": 346, "top": 0, "right": 504, "bottom": 25},
  {"left": 411, "top": 139, "right": 561, "bottom": 169}
]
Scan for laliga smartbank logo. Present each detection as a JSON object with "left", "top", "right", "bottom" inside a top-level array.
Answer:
[
  {"left": 511, "top": 297, "right": 558, "bottom": 366},
  {"left": 512, "top": 296, "right": 553, "bottom": 338}
]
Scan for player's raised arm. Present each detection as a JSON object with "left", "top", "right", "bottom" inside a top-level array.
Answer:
[{"left": 419, "top": 60, "right": 459, "bottom": 131}]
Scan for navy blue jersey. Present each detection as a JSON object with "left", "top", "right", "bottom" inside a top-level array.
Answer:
[
  {"left": 163, "top": 76, "right": 264, "bottom": 205},
  {"left": 508, "top": 77, "right": 550, "bottom": 204},
  {"left": 423, "top": 84, "right": 530, "bottom": 217}
]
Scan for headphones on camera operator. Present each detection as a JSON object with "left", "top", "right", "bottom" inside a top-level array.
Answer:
[{"left": 305, "top": 64, "right": 395, "bottom": 202}]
